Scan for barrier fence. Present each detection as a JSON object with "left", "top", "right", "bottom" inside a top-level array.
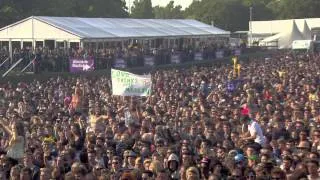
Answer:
[
  {"left": 1, "top": 49, "right": 244, "bottom": 74},
  {"left": 0, "top": 51, "right": 275, "bottom": 84}
]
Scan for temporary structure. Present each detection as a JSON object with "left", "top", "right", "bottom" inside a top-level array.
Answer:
[
  {"left": 249, "top": 18, "right": 320, "bottom": 44},
  {"left": 301, "top": 20, "right": 312, "bottom": 40},
  {"left": 250, "top": 18, "right": 320, "bottom": 36},
  {"left": 0, "top": 16, "right": 230, "bottom": 60},
  {"left": 261, "top": 20, "right": 304, "bottom": 49},
  {"left": 0, "top": 16, "right": 230, "bottom": 43}
]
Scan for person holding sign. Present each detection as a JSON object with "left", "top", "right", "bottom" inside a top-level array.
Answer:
[{"left": 111, "top": 69, "right": 152, "bottom": 97}]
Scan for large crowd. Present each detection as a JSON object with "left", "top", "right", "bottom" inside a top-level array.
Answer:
[{"left": 0, "top": 50, "right": 319, "bottom": 180}]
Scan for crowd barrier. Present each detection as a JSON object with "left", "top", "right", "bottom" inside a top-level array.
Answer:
[
  {"left": 0, "top": 51, "right": 274, "bottom": 84},
  {"left": 1, "top": 49, "right": 244, "bottom": 74}
]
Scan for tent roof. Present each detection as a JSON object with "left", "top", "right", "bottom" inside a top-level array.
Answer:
[
  {"left": 261, "top": 20, "right": 304, "bottom": 49},
  {"left": 261, "top": 33, "right": 281, "bottom": 42},
  {"left": 301, "top": 20, "right": 312, "bottom": 40},
  {"left": 0, "top": 16, "right": 229, "bottom": 40},
  {"left": 251, "top": 18, "right": 320, "bottom": 35}
]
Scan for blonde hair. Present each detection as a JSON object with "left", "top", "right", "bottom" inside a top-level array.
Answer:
[
  {"left": 186, "top": 166, "right": 200, "bottom": 180},
  {"left": 148, "top": 160, "right": 163, "bottom": 175}
]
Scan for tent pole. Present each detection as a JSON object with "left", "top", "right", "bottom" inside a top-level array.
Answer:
[
  {"left": 80, "top": 41, "right": 84, "bottom": 49},
  {"left": 9, "top": 39, "right": 12, "bottom": 64},
  {"left": 63, "top": 41, "right": 67, "bottom": 50},
  {"left": 32, "top": 16, "right": 35, "bottom": 50}
]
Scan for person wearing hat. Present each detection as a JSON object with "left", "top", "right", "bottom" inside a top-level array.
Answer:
[
  {"left": 296, "top": 141, "right": 311, "bottom": 159},
  {"left": 199, "top": 157, "right": 210, "bottom": 180},
  {"left": 167, "top": 153, "right": 180, "bottom": 180},
  {"left": 247, "top": 154, "right": 258, "bottom": 168},
  {"left": 234, "top": 153, "right": 245, "bottom": 169},
  {"left": 127, "top": 150, "right": 137, "bottom": 169}
]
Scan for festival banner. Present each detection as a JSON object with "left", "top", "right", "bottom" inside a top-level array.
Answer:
[
  {"left": 113, "top": 58, "right": 127, "bottom": 69},
  {"left": 144, "top": 56, "right": 155, "bottom": 66},
  {"left": 234, "top": 49, "right": 241, "bottom": 56},
  {"left": 215, "top": 51, "right": 224, "bottom": 59},
  {"left": 171, "top": 54, "right": 181, "bottom": 64},
  {"left": 69, "top": 58, "right": 94, "bottom": 73},
  {"left": 171, "top": 53, "right": 181, "bottom": 64},
  {"left": 194, "top": 52, "right": 203, "bottom": 61},
  {"left": 111, "top": 69, "right": 152, "bottom": 96}
]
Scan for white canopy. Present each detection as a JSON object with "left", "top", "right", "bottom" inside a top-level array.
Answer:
[
  {"left": 251, "top": 18, "right": 320, "bottom": 35},
  {"left": 260, "top": 33, "right": 281, "bottom": 43},
  {"left": 0, "top": 16, "right": 230, "bottom": 41},
  {"left": 261, "top": 20, "right": 304, "bottom": 49},
  {"left": 301, "top": 20, "right": 312, "bottom": 40}
]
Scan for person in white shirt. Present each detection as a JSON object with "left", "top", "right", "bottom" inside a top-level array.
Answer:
[{"left": 240, "top": 115, "right": 266, "bottom": 150}]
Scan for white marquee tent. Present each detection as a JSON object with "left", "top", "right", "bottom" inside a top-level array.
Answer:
[
  {"left": 301, "top": 20, "right": 312, "bottom": 40},
  {"left": 0, "top": 16, "right": 230, "bottom": 43},
  {"left": 0, "top": 16, "right": 230, "bottom": 59},
  {"left": 261, "top": 20, "right": 304, "bottom": 49},
  {"left": 250, "top": 18, "right": 320, "bottom": 35},
  {"left": 249, "top": 18, "right": 320, "bottom": 48}
]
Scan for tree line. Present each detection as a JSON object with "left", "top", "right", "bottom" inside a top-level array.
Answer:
[{"left": 1, "top": 0, "right": 320, "bottom": 32}]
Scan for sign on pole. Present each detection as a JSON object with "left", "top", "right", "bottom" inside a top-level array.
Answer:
[
  {"left": 69, "top": 58, "right": 94, "bottom": 73},
  {"left": 111, "top": 69, "right": 152, "bottom": 96}
]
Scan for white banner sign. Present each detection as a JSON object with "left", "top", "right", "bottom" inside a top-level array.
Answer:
[{"left": 111, "top": 69, "right": 152, "bottom": 96}]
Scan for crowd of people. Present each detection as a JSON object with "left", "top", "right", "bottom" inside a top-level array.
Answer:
[{"left": 1, "top": 50, "right": 318, "bottom": 180}]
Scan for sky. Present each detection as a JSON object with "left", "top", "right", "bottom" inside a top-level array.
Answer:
[{"left": 126, "top": 0, "right": 194, "bottom": 10}]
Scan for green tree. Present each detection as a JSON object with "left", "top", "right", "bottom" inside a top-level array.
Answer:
[
  {"left": 131, "top": 0, "right": 154, "bottom": 18},
  {"left": 242, "top": 0, "right": 275, "bottom": 21},
  {"left": 268, "top": 0, "right": 320, "bottom": 19},
  {"left": 184, "top": 0, "right": 249, "bottom": 32},
  {"left": 153, "top": 1, "right": 184, "bottom": 19},
  {"left": 0, "top": 0, "right": 129, "bottom": 27}
]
